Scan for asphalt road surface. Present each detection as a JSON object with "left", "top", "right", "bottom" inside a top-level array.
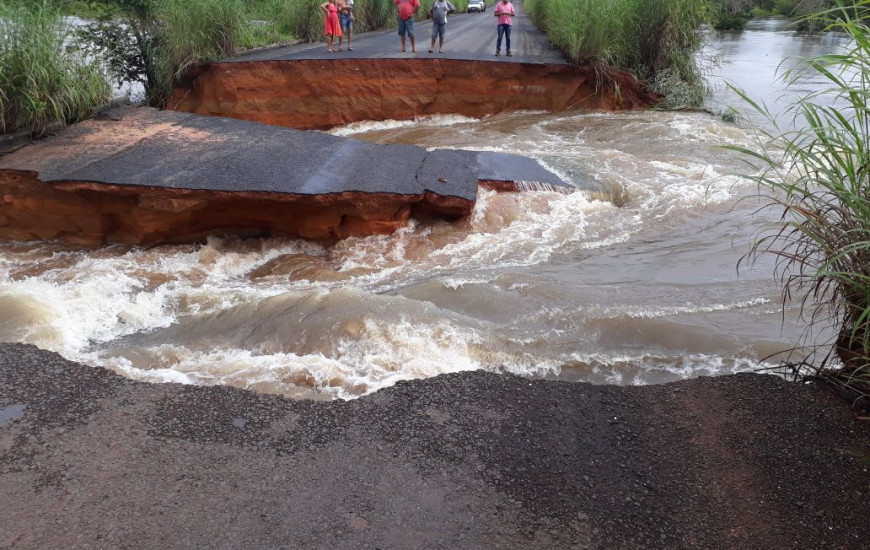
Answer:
[
  {"left": 0, "top": 107, "right": 571, "bottom": 199},
  {"left": 1, "top": 344, "right": 869, "bottom": 549},
  {"left": 234, "top": 0, "right": 567, "bottom": 65}
]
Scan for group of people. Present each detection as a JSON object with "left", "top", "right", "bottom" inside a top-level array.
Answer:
[
  {"left": 321, "top": 0, "right": 516, "bottom": 56},
  {"left": 321, "top": 0, "right": 356, "bottom": 53}
]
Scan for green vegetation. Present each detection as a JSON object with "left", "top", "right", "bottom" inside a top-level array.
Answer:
[
  {"left": 0, "top": 1, "right": 111, "bottom": 134},
  {"left": 732, "top": 0, "right": 870, "bottom": 404},
  {"left": 710, "top": 0, "right": 834, "bottom": 30},
  {"left": 524, "top": 0, "right": 709, "bottom": 108},
  {"left": 74, "top": 0, "right": 295, "bottom": 107}
]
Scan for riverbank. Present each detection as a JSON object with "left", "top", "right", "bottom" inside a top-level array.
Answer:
[{"left": 1, "top": 343, "right": 867, "bottom": 549}]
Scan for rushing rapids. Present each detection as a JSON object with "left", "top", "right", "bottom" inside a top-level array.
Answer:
[{"left": 0, "top": 108, "right": 820, "bottom": 400}]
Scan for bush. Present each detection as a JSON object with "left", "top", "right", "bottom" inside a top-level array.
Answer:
[
  {"left": 714, "top": 12, "right": 750, "bottom": 30},
  {"left": 77, "top": 0, "right": 249, "bottom": 106},
  {"left": 733, "top": 0, "right": 870, "bottom": 401},
  {"left": 0, "top": 0, "right": 110, "bottom": 134},
  {"left": 772, "top": 0, "right": 799, "bottom": 15}
]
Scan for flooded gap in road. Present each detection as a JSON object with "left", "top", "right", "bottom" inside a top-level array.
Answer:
[{"left": 0, "top": 20, "right": 845, "bottom": 399}]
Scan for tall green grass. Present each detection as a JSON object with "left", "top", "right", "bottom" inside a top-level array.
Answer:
[
  {"left": 732, "top": 0, "right": 870, "bottom": 403},
  {"left": 158, "top": 0, "right": 246, "bottom": 74},
  {"left": 0, "top": 0, "right": 110, "bottom": 134},
  {"left": 524, "top": 0, "right": 708, "bottom": 107}
]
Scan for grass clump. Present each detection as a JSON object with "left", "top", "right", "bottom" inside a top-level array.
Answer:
[
  {"left": 158, "top": 0, "right": 246, "bottom": 74},
  {"left": 0, "top": 0, "right": 110, "bottom": 134},
  {"left": 524, "top": 0, "right": 709, "bottom": 108},
  {"left": 732, "top": 0, "right": 870, "bottom": 404}
]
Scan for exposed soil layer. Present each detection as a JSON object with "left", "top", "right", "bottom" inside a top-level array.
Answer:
[
  {"left": 1, "top": 343, "right": 868, "bottom": 549},
  {"left": 169, "top": 59, "right": 660, "bottom": 130},
  {"left": 0, "top": 169, "right": 471, "bottom": 245}
]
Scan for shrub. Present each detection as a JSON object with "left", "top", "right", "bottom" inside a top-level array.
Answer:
[
  {"left": 77, "top": 0, "right": 249, "bottom": 106},
  {"left": 714, "top": 12, "right": 750, "bottom": 30},
  {"left": 0, "top": 0, "right": 110, "bottom": 134},
  {"left": 733, "top": 0, "right": 870, "bottom": 401}
]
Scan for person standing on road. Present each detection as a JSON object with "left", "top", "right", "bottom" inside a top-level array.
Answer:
[
  {"left": 429, "top": 0, "right": 456, "bottom": 54},
  {"left": 395, "top": 0, "right": 420, "bottom": 53},
  {"left": 494, "top": 0, "right": 515, "bottom": 57},
  {"left": 321, "top": 0, "right": 343, "bottom": 53},
  {"left": 337, "top": 0, "right": 354, "bottom": 51}
]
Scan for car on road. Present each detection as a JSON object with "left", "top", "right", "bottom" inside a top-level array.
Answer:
[{"left": 467, "top": 0, "right": 486, "bottom": 12}]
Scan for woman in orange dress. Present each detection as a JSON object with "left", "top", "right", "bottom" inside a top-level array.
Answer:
[{"left": 321, "top": 0, "right": 343, "bottom": 53}]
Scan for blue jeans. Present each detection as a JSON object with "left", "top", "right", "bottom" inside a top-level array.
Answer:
[
  {"left": 340, "top": 13, "right": 353, "bottom": 32},
  {"left": 398, "top": 17, "right": 415, "bottom": 38},
  {"left": 497, "top": 23, "right": 511, "bottom": 51},
  {"left": 432, "top": 22, "right": 446, "bottom": 40}
]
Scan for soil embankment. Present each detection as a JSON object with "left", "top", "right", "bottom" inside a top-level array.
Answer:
[
  {"left": 1, "top": 343, "right": 868, "bottom": 549},
  {"left": 169, "top": 59, "right": 659, "bottom": 130}
]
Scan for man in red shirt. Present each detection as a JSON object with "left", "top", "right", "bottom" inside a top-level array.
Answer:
[{"left": 395, "top": 0, "right": 420, "bottom": 53}]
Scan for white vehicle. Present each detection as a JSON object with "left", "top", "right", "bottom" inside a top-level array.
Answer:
[{"left": 467, "top": 0, "right": 486, "bottom": 13}]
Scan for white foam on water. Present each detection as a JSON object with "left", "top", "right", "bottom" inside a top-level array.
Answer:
[
  {"left": 589, "top": 297, "right": 772, "bottom": 320},
  {"left": 328, "top": 114, "right": 482, "bottom": 136},
  {"left": 86, "top": 316, "right": 496, "bottom": 400},
  {"left": 566, "top": 352, "right": 774, "bottom": 385},
  {"left": 0, "top": 267, "right": 175, "bottom": 352}
]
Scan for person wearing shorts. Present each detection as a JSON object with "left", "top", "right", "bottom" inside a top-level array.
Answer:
[
  {"left": 395, "top": 0, "right": 420, "bottom": 53},
  {"left": 338, "top": 0, "right": 354, "bottom": 51},
  {"left": 429, "top": 0, "right": 455, "bottom": 54}
]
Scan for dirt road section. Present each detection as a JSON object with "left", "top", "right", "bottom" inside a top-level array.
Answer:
[{"left": 1, "top": 343, "right": 868, "bottom": 549}]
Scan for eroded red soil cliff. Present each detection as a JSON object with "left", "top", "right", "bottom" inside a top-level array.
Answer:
[
  {"left": 169, "top": 59, "right": 659, "bottom": 129},
  {"left": 0, "top": 169, "right": 475, "bottom": 246}
]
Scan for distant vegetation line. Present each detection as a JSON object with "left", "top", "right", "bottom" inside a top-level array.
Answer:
[
  {"left": 524, "top": 0, "right": 709, "bottom": 108},
  {"left": 710, "top": 0, "right": 834, "bottom": 30}
]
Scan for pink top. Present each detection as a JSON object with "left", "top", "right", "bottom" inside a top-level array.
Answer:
[{"left": 495, "top": 1, "right": 514, "bottom": 25}]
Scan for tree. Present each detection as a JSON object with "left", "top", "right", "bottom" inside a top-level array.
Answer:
[{"left": 74, "top": 0, "right": 171, "bottom": 105}]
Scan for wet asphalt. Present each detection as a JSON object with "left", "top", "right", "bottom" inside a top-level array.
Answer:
[
  {"left": 0, "top": 107, "right": 572, "bottom": 200},
  {"left": 1, "top": 344, "right": 868, "bottom": 549}
]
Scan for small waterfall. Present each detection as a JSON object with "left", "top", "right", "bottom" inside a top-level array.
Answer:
[{"left": 514, "top": 181, "right": 574, "bottom": 194}]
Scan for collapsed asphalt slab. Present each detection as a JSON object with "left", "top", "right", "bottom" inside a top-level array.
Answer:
[
  {"left": 1, "top": 343, "right": 868, "bottom": 549},
  {"left": 0, "top": 106, "right": 571, "bottom": 245},
  {"left": 0, "top": 106, "right": 567, "bottom": 199}
]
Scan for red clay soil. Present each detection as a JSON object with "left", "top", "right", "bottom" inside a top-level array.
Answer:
[
  {"left": 0, "top": 170, "right": 473, "bottom": 245},
  {"left": 168, "top": 59, "right": 660, "bottom": 130}
]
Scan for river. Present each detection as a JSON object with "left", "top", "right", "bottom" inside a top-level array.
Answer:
[{"left": 0, "top": 18, "right": 851, "bottom": 400}]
